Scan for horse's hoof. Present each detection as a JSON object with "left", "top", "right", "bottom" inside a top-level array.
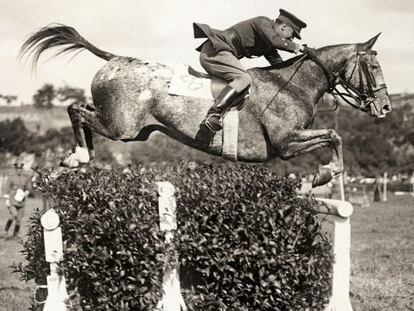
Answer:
[
  {"left": 60, "top": 147, "right": 90, "bottom": 168},
  {"left": 60, "top": 153, "right": 80, "bottom": 168},
  {"left": 312, "top": 165, "right": 333, "bottom": 187}
]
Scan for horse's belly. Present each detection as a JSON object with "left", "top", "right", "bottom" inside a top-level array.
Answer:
[{"left": 236, "top": 119, "right": 272, "bottom": 161}]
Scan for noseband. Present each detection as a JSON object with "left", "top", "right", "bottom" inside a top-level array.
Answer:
[{"left": 307, "top": 49, "right": 386, "bottom": 112}]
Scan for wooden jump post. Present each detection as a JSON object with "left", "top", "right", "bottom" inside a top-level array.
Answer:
[
  {"left": 315, "top": 198, "right": 354, "bottom": 311},
  {"left": 37, "top": 209, "right": 68, "bottom": 311},
  {"left": 155, "top": 182, "right": 187, "bottom": 311}
]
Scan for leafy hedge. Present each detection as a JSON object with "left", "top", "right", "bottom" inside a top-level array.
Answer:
[{"left": 18, "top": 163, "right": 333, "bottom": 310}]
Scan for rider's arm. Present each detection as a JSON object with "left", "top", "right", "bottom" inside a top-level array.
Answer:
[
  {"left": 7, "top": 178, "right": 14, "bottom": 196},
  {"left": 24, "top": 176, "right": 31, "bottom": 197},
  {"left": 4, "top": 179, "right": 13, "bottom": 207},
  {"left": 270, "top": 35, "right": 301, "bottom": 53},
  {"left": 264, "top": 50, "right": 283, "bottom": 66}
]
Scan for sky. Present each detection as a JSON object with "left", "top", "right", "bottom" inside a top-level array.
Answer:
[{"left": 1, "top": 0, "right": 414, "bottom": 104}]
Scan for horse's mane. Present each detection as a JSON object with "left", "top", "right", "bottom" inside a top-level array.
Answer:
[
  {"left": 256, "top": 44, "right": 353, "bottom": 71},
  {"left": 259, "top": 53, "right": 308, "bottom": 70}
]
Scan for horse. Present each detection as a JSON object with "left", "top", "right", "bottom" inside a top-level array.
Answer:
[{"left": 20, "top": 24, "right": 391, "bottom": 187}]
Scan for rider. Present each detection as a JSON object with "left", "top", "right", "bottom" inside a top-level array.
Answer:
[{"left": 194, "top": 9, "right": 308, "bottom": 132}]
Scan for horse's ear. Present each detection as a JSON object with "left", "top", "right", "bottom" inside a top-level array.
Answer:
[{"left": 358, "top": 33, "right": 381, "bottom": 50}]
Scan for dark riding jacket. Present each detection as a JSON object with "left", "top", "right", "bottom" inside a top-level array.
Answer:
[{"left": 194, "top": 16, "right": 300, "bottom": 65}]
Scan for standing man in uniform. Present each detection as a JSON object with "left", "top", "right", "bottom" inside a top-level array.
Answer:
[
  {"left": 194, "top": 9, "right": 310, "bottom": 132},
  {"left": 1, "top": 163, "right": 31, "bottom": 239}
]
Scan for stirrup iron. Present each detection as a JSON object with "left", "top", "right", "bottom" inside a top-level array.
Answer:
[{"left": 202, "top": 114, "right": 222, "bottom": 133}]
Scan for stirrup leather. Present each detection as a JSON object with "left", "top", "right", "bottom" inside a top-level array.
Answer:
[{"left": 202, "top": 113, "right": 222, "bottom": 133}]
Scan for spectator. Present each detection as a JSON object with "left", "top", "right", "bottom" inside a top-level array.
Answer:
[
  {"left": 1, "top": 163, "right": 31, "bottom": 239},
  {"left": 373, "top": 176, "right": 382, "bottom": 202}
]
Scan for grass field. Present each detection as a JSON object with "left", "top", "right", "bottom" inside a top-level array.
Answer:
[
  {"left": 0, "top": 197, "right": 41, "bottom": 311},
  {"left": 0, "top": 193, "right": 413, "bottom": 310}
]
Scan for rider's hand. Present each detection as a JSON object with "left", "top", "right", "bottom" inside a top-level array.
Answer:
[{"left": 302, "top": 45, "right": 317, "bottom": 56}]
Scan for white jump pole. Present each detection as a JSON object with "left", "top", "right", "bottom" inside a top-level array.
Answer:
[
  {"left": 382, "top": 172, "right": 388, "bottom": 202},
  {"left": 0, "top": 175, "right": 8, "bottom": 197},
  {"left": 0, "top": 175, "right": 3, "bottom": 196},
  {"left": 339, "top": 173, "right": 346, "bottom": 201},
  {"left": 411, "top": 173, "right": 414, "bottom": 197},
  {"left": 315, "top": 198, "right": 353, "bottom": 311},
  {"left": 37, "top": 209, "right": 68, "bottom": 311},
  {"left": 155, "top": 182, "right": 187, "bottom": 311}
]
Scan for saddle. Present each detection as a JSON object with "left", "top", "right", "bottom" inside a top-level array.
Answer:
[
  {"left": 187, "top": 66, "right": 249, "bottom": 109},
  {"left": 168, "top": 64, "right": 249, "bottom": 161},
  {"left": 168, "top": 63, "right": 248, "bottom": 104}
]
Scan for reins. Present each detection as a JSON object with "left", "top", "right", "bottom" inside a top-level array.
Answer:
[{"left": 261, "top": 54, "right": 308, "bottom": 115}]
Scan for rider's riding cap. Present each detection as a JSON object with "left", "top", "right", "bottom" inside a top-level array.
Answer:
[{"left": 277, "top": 9, "right": 307, "bottom": 40}]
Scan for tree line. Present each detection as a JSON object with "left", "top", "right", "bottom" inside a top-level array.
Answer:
[{"left": 0, "top": 84, "right": 86, "bottom": 107}]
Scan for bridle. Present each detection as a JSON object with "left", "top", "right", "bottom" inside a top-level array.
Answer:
[{"left": 306, "top": 49, "right": 387, "bottom": 112}]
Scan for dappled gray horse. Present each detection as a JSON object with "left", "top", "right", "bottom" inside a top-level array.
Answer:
[{"left": 20, "top": 25, "right": 391, "bottom": 187}]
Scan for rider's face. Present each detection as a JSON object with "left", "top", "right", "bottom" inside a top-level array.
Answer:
[{"left": 278, "top": 24, "right": 295, "bottom": 41}]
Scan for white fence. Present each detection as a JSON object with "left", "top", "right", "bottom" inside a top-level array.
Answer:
[{"left": 37, "top": 182, "right": 354, "bottom": 311}]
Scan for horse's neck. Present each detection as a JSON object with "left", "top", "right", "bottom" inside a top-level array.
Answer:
[
  {"left": 247, "top": 45, "right": 356, "bottom": 131},
  {"left": 262, "top": 44, "right": 356, "bottom": 103}
]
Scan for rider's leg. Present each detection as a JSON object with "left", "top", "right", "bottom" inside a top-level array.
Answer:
[
  {"left": 203, "top": 86, "right": 240, "bottom": 132},
  {"left": 199, "top": 41, "right": 251, "bottom": 132}
]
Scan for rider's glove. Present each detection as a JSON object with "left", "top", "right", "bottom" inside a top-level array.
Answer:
[{"left": 302, "top": 45, "right": 317, "bottom": 57}]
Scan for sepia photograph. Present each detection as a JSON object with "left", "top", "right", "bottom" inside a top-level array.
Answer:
[{"left": 0, "top": 1, "right": 413, "bottom": 310}]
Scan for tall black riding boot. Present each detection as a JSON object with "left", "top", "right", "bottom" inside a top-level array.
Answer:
[{"left": 203, "top": 86, "right": 239, "bottom": 133}]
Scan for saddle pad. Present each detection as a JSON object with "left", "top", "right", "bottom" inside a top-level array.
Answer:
[
  {"left": 168, "top": 63, "right": 212, "bottom": 100},
  {"left": 222, "top": 110, "right": 239, "bottom": 161}
]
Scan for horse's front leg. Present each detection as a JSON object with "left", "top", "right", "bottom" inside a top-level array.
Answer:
[{"left": 277, "top": 128, "right": 343, "bottom": 187}]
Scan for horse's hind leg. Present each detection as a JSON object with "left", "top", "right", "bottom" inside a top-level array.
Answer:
[
  {"left": 62, "top": 102, "right": 112, "bottom": 167},
  {"left": 83, "top": 126, "right": 95, "bottom": 160}
]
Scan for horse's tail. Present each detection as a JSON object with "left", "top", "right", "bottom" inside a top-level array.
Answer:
[{"left": 19, "top": 23, "right": 118, "bottom": 69}]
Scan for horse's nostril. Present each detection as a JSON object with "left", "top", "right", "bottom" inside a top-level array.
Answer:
[{"left": 382, "top": 104, "right": 391, "bottom": 113}]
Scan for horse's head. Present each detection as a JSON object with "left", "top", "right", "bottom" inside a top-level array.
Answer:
[{"left": 341, "top": 34, "right": 391, "bottom": 118}]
